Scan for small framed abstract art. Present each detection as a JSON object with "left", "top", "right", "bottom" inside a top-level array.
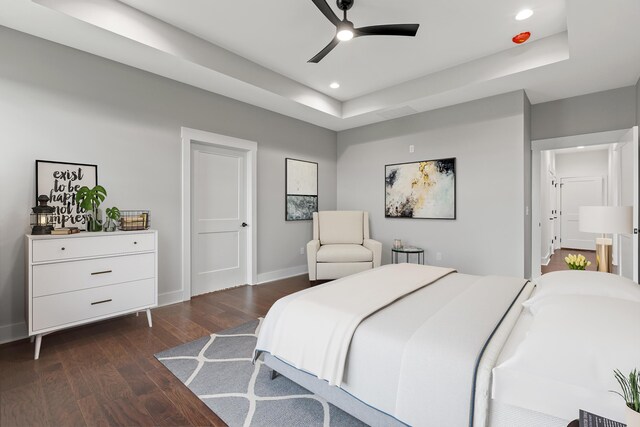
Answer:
[
  {"left": 385, "top": 157, "right": 456, "bottom": 219},
  {"left": 285, "top": 158, "right": 318, "bottom": 221},
  {"left": 36, "top": 160, "right": 98, "bottom": 229}
]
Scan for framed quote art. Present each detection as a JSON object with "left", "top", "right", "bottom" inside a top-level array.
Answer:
[
  {"left": 285, "top": 158, "right": 318, "bottom": 221},
  {"left": 385, "top": 157, "right": 456, "bottom": 219},
  {"left": 36, "top": 160, "right": 98, "bottom": 229}
]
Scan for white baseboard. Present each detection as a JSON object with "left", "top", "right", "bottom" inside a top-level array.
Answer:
[
  {"left": 541, "top": 253, "right": 551, "bottom": 266},
  {"left": 257, "top": 265, "right": 308, "bottom": 284},
  {"left": 0, "top": 321, "right": 28, "bottom": 345},
  {"left": 158, "top": 289, "right": 185, "bottom": 307}
]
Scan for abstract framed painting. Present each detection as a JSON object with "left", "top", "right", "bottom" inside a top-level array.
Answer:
[
  {"left": 36, "top": 160, "right": 98, "bottom": 229},
  {"left": 385, "top": 157, "right": 456, "bottom": 219},
  {"left": 285, "top": 158, "right": 318, "bottom": 221}
]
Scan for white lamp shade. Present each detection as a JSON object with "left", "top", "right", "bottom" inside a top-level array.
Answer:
[{"left": 578, "top": 206, "right": 633, "bottom": 234}]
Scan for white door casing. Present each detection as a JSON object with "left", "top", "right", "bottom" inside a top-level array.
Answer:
[
  {"left": 181, "top": 127, "right": 257, "bottom": 302},
  {"left": 617, "top": 126, "right": 638, "bottom": 281},
  {"left": 560, "top": 176, "right": 604, "bottom": 250},
  {"left": 191, "top": 144, "right": 247, "bottom": 295},
  {"left": 530, "top": 129, "right": 631, "bottom": 279}
]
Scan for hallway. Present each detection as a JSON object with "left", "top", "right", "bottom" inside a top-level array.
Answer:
[{"left": 541, "top": 248, "right": 597, "bottom": 274}]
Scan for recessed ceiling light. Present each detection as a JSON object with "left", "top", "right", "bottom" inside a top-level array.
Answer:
[
  {"left": 515, "top": 9, "right": 534, "bottom": 21},
  {"left": 577, "top": 146, "right": 585, "bottom": 149},
  {"left": 330, "top": 82, "right": 340, "bottom": 89}
]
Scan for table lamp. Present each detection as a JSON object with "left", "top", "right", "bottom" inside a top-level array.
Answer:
[{"left": 578, "top": 206, "right": 633, "bottom": 273}]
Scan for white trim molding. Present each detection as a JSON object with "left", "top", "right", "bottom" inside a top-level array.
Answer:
[
  {"left": 0, "top": 321, "right": 28, "bottom": 345},
  {"left": 181, "top": 127, "right": 258, "bottom": 302},
  {"left": 158, "top": 290, "right": 185, "bottom": 307},
  {"left": 257, "top": 265, "right": 308, "bottom": 285}
]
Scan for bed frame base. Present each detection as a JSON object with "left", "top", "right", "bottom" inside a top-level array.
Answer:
[{"left": 263, "top": 353, "right": 406, "bottom": 427}]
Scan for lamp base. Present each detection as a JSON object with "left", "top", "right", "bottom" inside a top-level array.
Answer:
[{"left": 595, "top": 237, "right": 613, "bottom": 273}]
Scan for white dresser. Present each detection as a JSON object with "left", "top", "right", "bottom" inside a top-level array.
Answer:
[{"left": 25, "top": 230, "right": 158, "bottom": 359}]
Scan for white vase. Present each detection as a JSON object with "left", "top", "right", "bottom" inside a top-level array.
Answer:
[{"left": 627, "top": 406, "right": 640, "bottom": 427}]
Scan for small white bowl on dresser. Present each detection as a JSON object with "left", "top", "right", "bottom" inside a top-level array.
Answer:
[{"left": 25, "top": 230, "right": 158, "bottom": 359}]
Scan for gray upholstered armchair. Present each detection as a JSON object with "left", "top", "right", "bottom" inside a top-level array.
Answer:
[{"left": 307, "top": 211, "right": 382, "bottom": 281}]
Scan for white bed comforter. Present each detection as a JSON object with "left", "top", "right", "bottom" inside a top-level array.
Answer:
[
  {"left": 256, "top": 264, "right": 529, "bottom": 427},
  {"left": 256, "top": 264, "right": 455, "bottom": 386}
]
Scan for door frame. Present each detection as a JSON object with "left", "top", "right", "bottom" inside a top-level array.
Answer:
[
  {"left": 531, "top": 128, "right": 630, "bottom": 278},
  {"left": 181, "top": 127, "right": 258, "bottom": 301}
]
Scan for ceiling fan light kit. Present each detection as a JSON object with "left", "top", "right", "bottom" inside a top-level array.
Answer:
[{"left": 308, "top": 0, "right": 420, "bottom": 63}]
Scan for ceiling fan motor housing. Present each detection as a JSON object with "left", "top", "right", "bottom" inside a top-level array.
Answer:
[{"left": 337, "top": 0, "right": 354, "bottom": 11}]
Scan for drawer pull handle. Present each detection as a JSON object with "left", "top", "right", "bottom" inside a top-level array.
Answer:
[
  {"left": 91, "top": 270, "right": 113, "bottom": 276},
  {"left": 61, "top": 247, "right": 65, "bottom": 251},
  {"left": 91, "top": 299, "right": 112, "bottom": 306},
  {"left": 133, "top": 241, "right": 138, "bottom": 245}
]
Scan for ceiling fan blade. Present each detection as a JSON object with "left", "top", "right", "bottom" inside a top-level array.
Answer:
[
  {"left": 354, "top": 23, "right": 420, "bottom": 37},
  {"left": 308, "top": 38, "right": 340, "bottom": 63},
  {"left": 310, "top": 0, "right": 341, "bottom": 26}
]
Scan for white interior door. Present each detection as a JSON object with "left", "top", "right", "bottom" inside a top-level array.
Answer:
[
  {"left": 191, "top": 144, "right": 247, "bottom": 296},
  {"left": 560, "top": 176, "right": 604, "bottom": 250},
  {"left": 549, "top": 172, "right": 558, "bottom": 255},
  {"left": 618, "top": 126, "right": 638, "bottom": 281}
]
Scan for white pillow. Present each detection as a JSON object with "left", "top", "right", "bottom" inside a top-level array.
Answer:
[
  {"left": 493, "top": 295, "right": 640, "bottom": 422},
  {"left": 523, "top": 270, "right": 640, "bottom": 314}
]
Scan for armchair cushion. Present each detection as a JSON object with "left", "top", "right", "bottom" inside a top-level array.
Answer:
[
  {"left": 318, "top": 211, "right": 364, "bottom": 245},
  {"left": 316, "top": 244, "right": 373, "bottom": 263}
]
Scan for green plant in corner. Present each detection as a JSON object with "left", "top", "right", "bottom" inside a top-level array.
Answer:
[
  {"left": 75, "top": 185, "right": 107, "bottom": 232},
  {"left": 613, "top": 369, "right": 640, "bottom": 427},
  {"left": 104, "top": 206, "right": 120, "bottom": 232}
]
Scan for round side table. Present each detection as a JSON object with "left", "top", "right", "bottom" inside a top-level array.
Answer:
[{"left": 391, "top": 246, "right": 424, "bottom": 264}]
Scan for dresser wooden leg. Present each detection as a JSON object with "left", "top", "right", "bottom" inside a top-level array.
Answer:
[
  {"left": 30, "top": 335, "right": 35, "bottom": 343},
  {"left": 146, "top": 309, "right": 152, "bottom": 328},
  {"left": 34, "top": 334, "right": 42, "bottom": 360}
]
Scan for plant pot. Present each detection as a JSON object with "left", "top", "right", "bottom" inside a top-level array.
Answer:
[
  {"left": 627, "top": 406, "right": 640, "bottom": 427},
  {"left": 86, "top": 210, "right": 103, "bottom": 232},
  {"left": 103, "top": 218, "right": 117, "bottom": 232}
]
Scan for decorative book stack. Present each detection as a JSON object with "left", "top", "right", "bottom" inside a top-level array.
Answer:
[
  {"left": 579, "top": 409, "right": 626, "bottom": 427},
  {"left": 50, "top": 227, "right": 80, "bottom": 235}
]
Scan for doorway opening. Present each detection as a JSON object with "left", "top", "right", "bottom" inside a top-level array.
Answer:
[
  {"left": 531, "top": 127, "right": 638, "bottom": 280},
  {"left": 181, "top": 127, "right": 258, "bottom": 301}
]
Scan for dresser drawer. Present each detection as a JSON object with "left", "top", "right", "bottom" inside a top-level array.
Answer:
[
  {"left": 32, "top": 253, "right": 155, "bottom": 297},
  {"left": 32, "top": 278, "right": 155, "bottom": 332},
  {"left": 32, "top": 233, "right": 155, "bottom": 263}
]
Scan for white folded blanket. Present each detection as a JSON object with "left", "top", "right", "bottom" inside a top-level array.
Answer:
[{"left": 255, "top": 263, "right": 455, "bottom": 386}]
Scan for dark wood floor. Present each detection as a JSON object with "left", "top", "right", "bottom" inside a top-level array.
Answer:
[
  {"left": 541, "top": 248, "right": 597, "bottom": 274},
  {"left": 0, "top": 275, "right": 311, "bottom": 427}
]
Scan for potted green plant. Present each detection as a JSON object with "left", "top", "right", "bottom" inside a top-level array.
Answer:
[
  {"left": 76, "top": 185, "right": 107, "bottom": 232},
  {"left": 613, "top": 369, "right": 640, "bottom": 427},
  {"left": 104, "top": 207, "right": 121, "bottom": 232}
]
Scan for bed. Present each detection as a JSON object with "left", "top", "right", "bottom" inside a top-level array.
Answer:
[{"left": 253, "top": 264, "right": 640, "bottom": 427}]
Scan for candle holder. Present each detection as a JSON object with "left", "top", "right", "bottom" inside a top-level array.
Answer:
[{"left": 30, "top": 195, "right": 55, "bottom": 235}]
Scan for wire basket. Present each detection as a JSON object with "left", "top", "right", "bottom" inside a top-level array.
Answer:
[{"left": 119, "top": 210, "right": 150, "bottom": 231}]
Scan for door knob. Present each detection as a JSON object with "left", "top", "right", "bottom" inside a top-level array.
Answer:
[{"left": 241, "top": 222, "right": 248, "bottom": 227}]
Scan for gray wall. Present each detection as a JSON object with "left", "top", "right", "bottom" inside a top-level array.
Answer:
[
  {"left": 531, "top": 86, "right": 637, "bottom": 140},
  {"left": 337, "top": 91, "right": 528, "bottom": 277},
  {"left": 0, "top": 27, "right": 337, "bottom": 341}
]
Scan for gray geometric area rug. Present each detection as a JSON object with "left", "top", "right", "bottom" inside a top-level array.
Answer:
[{"left": 155, "top": 319, "right": 367, "bottom": 427}]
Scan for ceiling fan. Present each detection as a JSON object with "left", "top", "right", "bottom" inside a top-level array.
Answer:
[{"left": 308, "top": 0, "right": 420, "bottom": 63}]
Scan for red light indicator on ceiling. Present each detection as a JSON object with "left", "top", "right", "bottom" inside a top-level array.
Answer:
[{"left": 512, "top": 31, "right": 531, "bottom": 44}]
